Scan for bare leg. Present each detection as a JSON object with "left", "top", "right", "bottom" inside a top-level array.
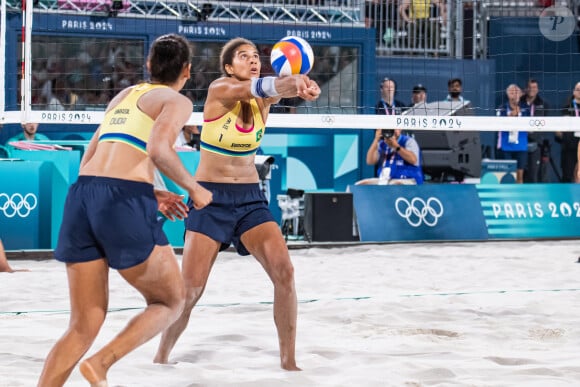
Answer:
[
  {"left": 0, "top": 238, "right": 13, "bottom": 272},
  {"left": 38, "top": 259, "right": 110, "bottom": 387},
  {"left": 242, "top": 222, "right": 301, "bottom": 371},
  {"left": 0, "top": 239, "right": 29, "bottom": 273},
  {"left": 78, "top": 245, "right": 184, "bottom": 385},
  {"left": 154, "top": 232, "right": 220, "bottom": 364},
  {"left": 516, "top": 168, "right": 524, "bottom": 184}
]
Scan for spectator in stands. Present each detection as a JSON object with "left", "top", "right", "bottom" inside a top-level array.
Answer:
[
  {"left": 446, "top": 78, "right": 464, "bottom": 103},
  {"left": 520, "top": 78, "right": 549, "bottom": 183},
  {"left": 46, "top": 76, "right": 81, "bottom": 111},
  {"left": 496, "top": 84, "right": 530, "bottom": 184},
  {"left": 359, "top": 128, "right": 424, "bottom": 185},
  {"left": 5, "top": 122, "right": 49, "bottom": 149},
  {"left": 399, "top": 0, "right": 446, "bottom": 51},
  {"left": 376, "top": 77, "right": 406, "bottom": 115},
  {"left": 444, "top": 77, "right": 475, "bottom": 116},
  {"left": 411, "top": 83, "right": 427, "bottom": 106},
  {"left": 365, "top": 1, "right": 400, "bottom": 45},
  {"left": 555, "top": 81, "right": 580, "bottom": 182},
  {"left": 0, "top": 238, "right": 29, "bottom": 273}
]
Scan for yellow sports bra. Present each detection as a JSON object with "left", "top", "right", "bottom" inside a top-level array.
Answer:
[
  {"left": 410, "top": 0, "right": 430, "bottom": 20},
  {"left": 200, "top": 99, "right": 265, "bottom": 157},
  {"left": 98, "top": 83, "right": 168, "bottom": 153}
]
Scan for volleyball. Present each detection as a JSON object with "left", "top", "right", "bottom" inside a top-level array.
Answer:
[{"left": 270, "top": 36, "right": 314, "bottom": 76}]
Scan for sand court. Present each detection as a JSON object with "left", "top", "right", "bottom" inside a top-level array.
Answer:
[{"left": 1, "top": 240, "right": 580, "bottom": 386}]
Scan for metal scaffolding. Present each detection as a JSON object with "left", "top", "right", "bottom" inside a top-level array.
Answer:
[{"left": 6, "top": 0, "right": 364, "bottom": 26}]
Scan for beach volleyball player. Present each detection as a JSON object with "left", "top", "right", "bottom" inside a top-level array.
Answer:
[
  {"left": 154, "top": 37, "right": 320, "bottom": 371},
  {"left": 37, "top": 34, "right": 212, "bottom": 386}
]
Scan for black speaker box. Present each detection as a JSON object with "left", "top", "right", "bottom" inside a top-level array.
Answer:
[
  {"left": 414, "top": 130, "right": 481, "bottom": 178},
  {"left": 303, "top": 193, "right": 353, "bottom": 242}
]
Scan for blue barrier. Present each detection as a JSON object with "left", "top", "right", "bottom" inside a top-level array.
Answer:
[
  {"left": 350, "top": 184, "right": 489, "bottom": 242},
  {"left": 351, "top": 183, "right": 580, "bottom": 243},
  {"left": 477, "top": 184, "right": 580, "bottom": 239},
  {"left": 159, "top": 152, "right": 200, "bottom": 247},
  {"left": 11, "top": 150, "right": 82, "bottom": 248},
  {"left": 0, "top": 149, "right": 198, "bottom": 249},
  {"left": 0, "top": 160, "right": 53, "bottom": 249},
  {"left": 3, "top": 148, "right": 580, "bottom": 249}
]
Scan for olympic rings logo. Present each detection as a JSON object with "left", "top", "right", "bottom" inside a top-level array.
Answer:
[
  {"left": 0, "top": 193, "right": 38, "bottom": 218},
  {"left": 395, "top": 197, "right": 444, "bottom": 227},
  {"left": 529, "top": 119, "right": 546, "bottom": 127},
  {"left": 320, "top": 115, "right": 335, "bottom": 125}
]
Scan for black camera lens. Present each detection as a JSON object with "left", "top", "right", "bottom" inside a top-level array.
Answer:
[{"left": 381, "top": 129, "right": 395, "bottom": 138}]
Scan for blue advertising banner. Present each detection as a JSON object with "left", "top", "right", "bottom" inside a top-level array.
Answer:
[
  {"left": 12, "top": 150, "right": 81, "bottom": 248},
  {"left": 0, "top": 160, "right": 53, "bottom": 249},
  {"left": 477, "top": 184, "right": 580, "bottom": 239},
  {"left": 160, "top": 152, "right": 200, "bottom": 247},
  {"left": 350, "top": 184, "right": 488, "bottom": 242}
]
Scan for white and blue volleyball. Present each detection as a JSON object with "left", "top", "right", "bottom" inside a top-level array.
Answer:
[{"left": 270, "top": 36, "right": 314, "bottom": 76}]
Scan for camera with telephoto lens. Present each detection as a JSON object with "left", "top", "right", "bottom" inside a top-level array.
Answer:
[{"left": 381, "top": 129, "right": 395, "bottom": 139}]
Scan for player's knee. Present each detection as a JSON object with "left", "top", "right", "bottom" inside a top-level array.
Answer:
[
  {"left": 272, "top": 259, "right": 295, "bottom": 288},
  {"left": 68, "top": 317, "right": 104, "bottom": 349},
  {"left": 169, "top": 297, "right": 186, "bottom": 322},
  {"left": 183, "top": 285, "right": 205, "bottom": 310}
]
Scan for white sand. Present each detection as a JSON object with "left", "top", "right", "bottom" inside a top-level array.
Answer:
[{"left": 1, "top": 240, "right": 580, "bottom": 386}]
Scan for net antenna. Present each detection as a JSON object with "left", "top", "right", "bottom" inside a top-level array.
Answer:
[
  {"left": 21, "top": 0, "right": 33, "bottom": 124},
  {"left": 0, "top": 0, "right": 6, "bottom": 120}
]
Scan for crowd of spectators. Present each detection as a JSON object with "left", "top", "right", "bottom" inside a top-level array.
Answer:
[
  {"left": 26, "top": 38, "right": 356, "bottom": 114},
  {"left": 363, "top": 76, "right": 580, "bottom": 184},
  {"left": 29, "top": 38, "right": 144, "bottom": 112}
]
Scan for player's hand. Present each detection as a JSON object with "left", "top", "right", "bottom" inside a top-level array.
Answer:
[
  {"left": 189, "top": 182, "right": 213, "bottom": 210},
  {"left": 385, "top": 136, "right": 399, "bottom": 149},
  {"left": 300, "top": 77, "right": 321, "bottom": 100},
  {"left": 155, "top": 190, "right": 189, "bottom": 221},
  {"left": 293, "top": 75, "right": 320, "bottom": 101}
]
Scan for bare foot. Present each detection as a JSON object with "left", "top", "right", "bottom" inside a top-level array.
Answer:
[
  {"left": 0, "top": 267, "right": 30, "bottom": 273},
  {"left": 153, "top": 353, "right": 168, "bottom": 364},
  {"left": 282, "top": 362, "right": 302, "bottom": 371},
  {"left": 79, "top": 359, "right": 108, "bottom": 386}
]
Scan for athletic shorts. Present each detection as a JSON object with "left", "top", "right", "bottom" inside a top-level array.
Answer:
[
  {"left": 54, "top": 176, "right": 168, "bottom": 270},
  {"left": 185, "top": 182, "right": 275, "bottom": 256}
]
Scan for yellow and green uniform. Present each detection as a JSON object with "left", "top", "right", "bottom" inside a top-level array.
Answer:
[
  {"left": 200, "top": 99, "right": 265, "bottom": 157},
  {"left": 98, "top": 83, "right": 168, "bottom": 153}
]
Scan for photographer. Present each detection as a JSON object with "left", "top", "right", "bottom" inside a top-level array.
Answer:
[
  {"left": 361, "top": 128, "right": 424, "bottom": 185},
  {"left": 371, "top": 77, "right": 405, "bottom": 177}
]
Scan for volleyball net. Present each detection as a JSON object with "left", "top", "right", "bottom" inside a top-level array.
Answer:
[{"left": 1, "top": 0, "right": 580, "bottom": 134}]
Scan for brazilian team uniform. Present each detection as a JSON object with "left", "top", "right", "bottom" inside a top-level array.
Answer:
[
  {"left": 187, "top": 99, "right": 275, "bottom": 255},
  {"left": 55, "top": 83, "right": 169, "bottom": 269}
]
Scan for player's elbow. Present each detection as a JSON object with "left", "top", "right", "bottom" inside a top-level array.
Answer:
[{"left": 147, "top": 142, "right": 167, "bottom": 164}]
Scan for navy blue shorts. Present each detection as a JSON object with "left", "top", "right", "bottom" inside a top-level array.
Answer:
[
  {"left": 54, "top": 176, "right": 168, "bottom": 270},
  {"left": 185, "top": 182, "right": 275, "bottom": 256}
]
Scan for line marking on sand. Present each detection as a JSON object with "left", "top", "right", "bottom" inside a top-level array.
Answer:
[{"left": 2, "top": 288, "right": 579, "bottom": 316}]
